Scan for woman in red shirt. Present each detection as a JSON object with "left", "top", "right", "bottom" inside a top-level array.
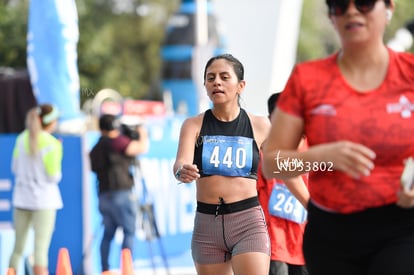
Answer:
[{"left": 263, "top": 1, "right": 414, "bottom": 274}]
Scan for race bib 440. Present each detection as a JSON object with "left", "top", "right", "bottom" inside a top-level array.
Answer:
[{"left": 201, "top": 135, "right": 253, "bottom": 177}]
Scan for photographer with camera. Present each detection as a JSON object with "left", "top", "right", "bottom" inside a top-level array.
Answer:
[{"left": 89, "top": 113, "right": 149, "bottom": 273}]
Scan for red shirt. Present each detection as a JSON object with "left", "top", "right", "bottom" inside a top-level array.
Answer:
[
  {"left": 257, "top": 152, "right": 307, "bottom": 265},
  {"left": 278, "top": 48, "right": 414, "bottom": 213}
]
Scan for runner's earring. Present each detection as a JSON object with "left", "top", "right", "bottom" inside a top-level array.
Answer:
[{"left": 386, "top": 10, "right": 393, "bottom": 21}]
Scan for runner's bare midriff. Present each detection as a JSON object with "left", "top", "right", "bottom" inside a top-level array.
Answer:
[{"left": 196, "top": 175, "right": 257, "bottom": 204}]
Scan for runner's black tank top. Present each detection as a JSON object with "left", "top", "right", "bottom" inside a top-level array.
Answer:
[{"left": 193, "top": 108, "right": 259, "bottom": 179}]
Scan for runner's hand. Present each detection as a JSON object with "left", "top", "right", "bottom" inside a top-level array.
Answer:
[
  {"left": 397, "top": 188, "right": 414, "bottom": 208},
  {"left": 311, "top": 141, "right": 376, "bottom": 179}
]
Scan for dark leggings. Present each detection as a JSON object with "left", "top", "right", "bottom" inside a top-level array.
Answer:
[
  {"left": 303, "top": 201, "right": 414, "bottom": 275},
  {"left": 269, "top": 260, "right": 309, "bottom": 275}
]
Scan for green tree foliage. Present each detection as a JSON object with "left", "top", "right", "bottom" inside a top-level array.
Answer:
[
  {"left": 0, "top": 0, "right": 178, "bottom": 105},
  {"left": 1, "top": 0, "right": 413, "bottom": 106},
  {"left": 0, "top": 0, "right": 28, "bottom": 69},
  {"left": 77, "top": 0, "right": 179, "bottom": 103}
]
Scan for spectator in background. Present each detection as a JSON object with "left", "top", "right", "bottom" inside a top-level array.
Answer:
[
  {"left": 257, "top": 93, "right": 309, "bottom": 275},
  {"left": 8, "top": 104, "right": 63, "bottom": 275},
  {"left": 89, "top": 114, "right": 149, "bottom": 272}
]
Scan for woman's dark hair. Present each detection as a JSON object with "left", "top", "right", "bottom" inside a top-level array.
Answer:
[
  {"left": 26, "top": 103, "right": 58, "bottom": 155},
  {"left": 267, "top": 93, "right": 281, "bottom": 116},
  {"left": 203, "top": 54, "right": 244, "bottom": 83},
  {"left": 99, "top": 114, "right": 118, "bottom": 131},
  {"left": 38, "top": 104, "right": 58, "bottom": 127}
]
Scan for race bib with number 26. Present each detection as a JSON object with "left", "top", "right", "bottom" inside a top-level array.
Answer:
[{"left": 268, "top": 183, "right": 307, "bottom": 224}]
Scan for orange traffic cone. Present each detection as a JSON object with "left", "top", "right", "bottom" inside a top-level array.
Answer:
[
  {"left": 56, "top": 248, "right": 73, "bottom": 275},
  {"left": 121, "top": 248, "right": 133, "bottom": 275},
  {"left": 6, "top": 268, "right": 15, "bottom": 275}
]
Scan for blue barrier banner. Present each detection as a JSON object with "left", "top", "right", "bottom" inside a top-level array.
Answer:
[
  {"left": 0, "top": 134, "right": 16, "bottom": 227},
  {"left": 0, "top": 116, "right": 196, "bottom": 274},
  {"left": 27, "top": 0, "right": 81, "bottom": 121}
]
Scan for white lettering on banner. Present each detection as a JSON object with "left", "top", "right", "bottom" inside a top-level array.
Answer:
[
  {"left": 0, "top": 179, "right": 12, "bottom": 191},
  {"left": 0, "top": 200, "right": 11, "bottom": 211},
  {"left": 0, "top": 179, "right": 12, "bottom": 215},
  {"left": 170, "top": 119, "right": 182, "bottom": 141},
  {"left": 178, "top": 181, "right": 197, "bottom": 232},
  {"left": 150, "top": 124, "right": 164, "bottom": 141},
  {"left": 139, "top": 158, "right": 196, "bottom": 236}
]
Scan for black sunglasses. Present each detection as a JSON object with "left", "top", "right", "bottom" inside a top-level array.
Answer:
[{"left": 327, "top": 0, "right": 379, "bottom": 16}]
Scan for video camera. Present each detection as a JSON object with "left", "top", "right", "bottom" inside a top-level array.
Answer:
[{"left": 120, "top": 123, "right": 141, "bottom": 140}]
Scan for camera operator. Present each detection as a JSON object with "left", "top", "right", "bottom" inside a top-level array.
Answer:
[{"left": 89, "top": 113, "right": 149, "bottom": 273}]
